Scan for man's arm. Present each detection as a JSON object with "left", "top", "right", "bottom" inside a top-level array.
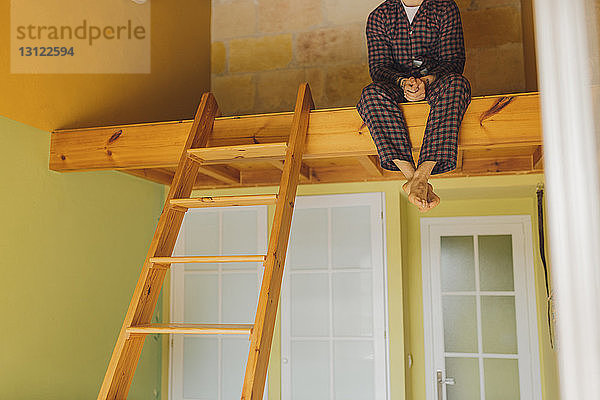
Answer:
[
  {"left": 429, "top": 1, "right": 466, "bottom": 78},
  {"left": 366, "top": 9, "right": 409, "bottom": 85}
]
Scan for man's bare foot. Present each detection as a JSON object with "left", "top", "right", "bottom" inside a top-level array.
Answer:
[
  {"left": 402, "top": 181, "right": 440, "bottom": 212},
  {"left": 426, "top": 183, "right": 441, "bottom": 211},
  {"left": 402, "top": 175, "right": 429, "bottom": 211}
]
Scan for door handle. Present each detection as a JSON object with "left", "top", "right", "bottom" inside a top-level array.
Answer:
[
  {"left": 437, "top": 370, "right": 456, "bottom": 400},
  {"left": 437, "top": 370, "right": 443, "bottom": 400}
]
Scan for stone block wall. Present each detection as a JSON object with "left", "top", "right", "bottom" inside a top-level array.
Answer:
[{"left": 211, "top": 0, "right": 528, "bottom": 115}]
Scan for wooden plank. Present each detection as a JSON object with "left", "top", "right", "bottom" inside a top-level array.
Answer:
[
  {"left": 533, "top": 145, "right": 544, "bottom": 169},
  {"left": 197, "top": 165, "right": 240, "bottom": 184},
  {"left": 219, "top": 154, "right": 541, "bottom": 189},
  {"left": 237, "top": 169, "right": 282, "bottom": 188},
  {"left": 50, "top": 93, "right": 542, "bottom": 172},
  {"left": 150, "top": 255, "right": 266, "bottom": 264},
  {"left": 170, "top": 194, "right": 277, "bottom": 209},
  {"left": 268, "top": 160, "right": 311, "bottom": 182},
  {"left": 356, "top": 155, "right": 384, "bottom": 177},
  {"left": 461, "top": 156, "right": 533, "bottom": 175},
  {"left": 97, "top": 92, "right": 219, "bottom": 400},
  {"left": 120, "top": 168, "right": 175, "bottom": 185},
  {"left": 188, "top": 142, "right": 288, "bottom": 164},
  {"left": 127, "top": 323, "right": 253, "bottom": 335},
  {"left": 463, "top": 145, "right": 539, "bottom": 159},
  {"left": 242, "top": 83, "right": 314, "bottom": 400}
]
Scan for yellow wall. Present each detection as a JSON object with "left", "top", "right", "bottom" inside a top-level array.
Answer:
[
  {"left": 401, "top": 175, "right": 560, "bottom": 400},
  {"left": 0, "top": 116, "right": 165, "bottom": 398},
  {"left": 177, "top": 174, "right": 559, "bottom": 399},
  {"left": 0, "top": 0, "right": 211, "bottom": 132}
]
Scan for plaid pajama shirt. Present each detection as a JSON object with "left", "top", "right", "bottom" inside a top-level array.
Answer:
[{"left": 357, "top": 0, "right": 471, "bottom": 175}]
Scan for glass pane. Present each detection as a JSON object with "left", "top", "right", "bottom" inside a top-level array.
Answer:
[
  {"left": 184, "top": 211, "right": 219, "bottom": 271},
  {"left": 288, "top": 208, "right": 328, "bottom": 269},
  {"left": 223, "top": 209, "right": 261, "bottom": 270},
  {"left": 484, "top": 358, "right": 520, "bottom": 400},
  {"left": 441, "top": 236, "right": 476, "bottom": 292},
  {"left": 222, "top": 337, "right": 250, "bottom": 400},
  {"left": 333, "top": 341, "right": 375, "bottom": 400},
  {"left": 291, "top": 340, "right": 330, "bottom": 400},
  {"left": 222, "top": 273, "right": 257, "bottom": 323},
  {"left": 479, "top": 235, "right": 514, "bottom": 291},
  {"left": 333, "top": 271, "right": 373, "bottom": 337},
  {"left": 445, "top": 357, "right": 480, "bottom": 400},
  {"left": 223, "top": 261, "right": 263, "bottom": 271},
  {"left": 443, "top": 295, "right": 478, "bottom": 353},
  {"left": 291, "top": 273, "right": 329, "bottom": 337},
  {"left": 184, "top": 274, "right": 218, "bottom": 323},
  {"left": 332, "top": 206, "right": 372, "bottom": 269},
  {"left": 481, "top": 296, "right": 518, "bottom": 354},
  {"left": 183, "top": 337, "right": 218, "bottom": 399}
]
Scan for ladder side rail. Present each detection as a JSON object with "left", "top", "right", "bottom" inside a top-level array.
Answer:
[
  {"left": 98, "top": 93, "right": 219, "bottom": 400},
  {"left": 241, "top": 83, "right": 315, "bottom": 399}
]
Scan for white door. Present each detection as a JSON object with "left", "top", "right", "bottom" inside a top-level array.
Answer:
[
  {"left": 281, "top": 193, "right": 390, "bottom": 400},
  {"left": 421, "top": 216, "right": 542, "bottom": 400},
  {"left": 169, "top": 206, "right": 268, "bottom": 400}
]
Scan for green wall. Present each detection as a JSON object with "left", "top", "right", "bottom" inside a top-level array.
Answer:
[{"left": 0, "top": 116, "right": 165, "bottom": 399}]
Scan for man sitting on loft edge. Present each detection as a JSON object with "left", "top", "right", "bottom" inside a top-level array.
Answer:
[{"left": 357, "top": 0, "right": 471, "bottom": 212}]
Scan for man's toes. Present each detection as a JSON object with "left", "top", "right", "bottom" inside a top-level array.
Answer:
[
  {"left": 408, "top": 192, "right": 426, "bottom": 211},
  {"left": 407, "top": 192, "right": 418, "bottom": 206},
  {"left": 428, "top": 197, "right": 440, "bottom": 210},
  {"left": 402, "top": 181, "right": 410, "bottom": 194}
]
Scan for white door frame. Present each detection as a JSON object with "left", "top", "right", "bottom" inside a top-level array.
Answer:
[
  {"left": 280, "top": 192, "right": 391, "bottom": 400},
  {"left": 421, "top": 216, "right": 542, "bottom": 400}
]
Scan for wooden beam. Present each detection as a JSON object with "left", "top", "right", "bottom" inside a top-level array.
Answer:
[
  {"left": 50, "top": 93, "right": 542, "bottom": 172},
  {"left": 461, "top": 156, "right": 533, "bottom": 175},
  {"left": 357, "top": 155, "right": 384, "bottom": 177},
  {"left": 195, "top": 154, "right": 542, "bottom": 189},
  {"left": 188, "top": 142, "right": 288, "bottom": 164},
  {"left": 533, "top": 145, "right": 544, "bottom": 170},
  {"left": 150, "top": 255, "right": 266, "bottom": 264},
  {"left": 120, "top": 168, "right": 174, "bottom": 185},
  {"left": 123, "top": 165, "right": 240, "bottom": 187},
  {"left": 170, "top": 194, "right": 278, "bottom": 209},
  {"left": 197, "top": 165, "right": 240, "bottom": 185},
  {"left": 127, "top": 323, "right": 253, "bottom": 336},
  {"left": 268, "top": 160, "right": 311, "bottom": 182}
]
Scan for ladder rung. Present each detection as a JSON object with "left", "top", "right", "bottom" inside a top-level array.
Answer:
[
  {"left": 187, "top": 142, "right": 288, "bottom": 165},
  {"left": 150, "top": 255, "right": 266, "bottom": 264},
  {"left": 127, "top": 323, "right": 253, "bottom": 335},
  {"left": 170, "top": 194, "right": 278, "bottom": 210}
]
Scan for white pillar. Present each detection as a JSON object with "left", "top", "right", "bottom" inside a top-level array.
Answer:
[{"left": 534, "top": 0, "right": 600, "bottom": 398}]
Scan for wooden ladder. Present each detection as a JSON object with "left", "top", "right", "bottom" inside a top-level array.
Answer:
[{"left": 98, "top": 83, "right": 314, "bottom": 399}]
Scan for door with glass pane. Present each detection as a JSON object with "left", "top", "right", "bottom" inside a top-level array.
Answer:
[
  {"left": 421, "top": 216, "right": 542, "bottom": 400},
  {"left": 169, "top": 206, "right": 267, "bottom": 400},
  {"left": 281, "top": 193, "right": 389, "bottom": 400}
]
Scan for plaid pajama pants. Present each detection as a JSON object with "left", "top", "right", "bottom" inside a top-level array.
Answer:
[{"left": 357, "top": 73, "right": 471, "bottom": 175}]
